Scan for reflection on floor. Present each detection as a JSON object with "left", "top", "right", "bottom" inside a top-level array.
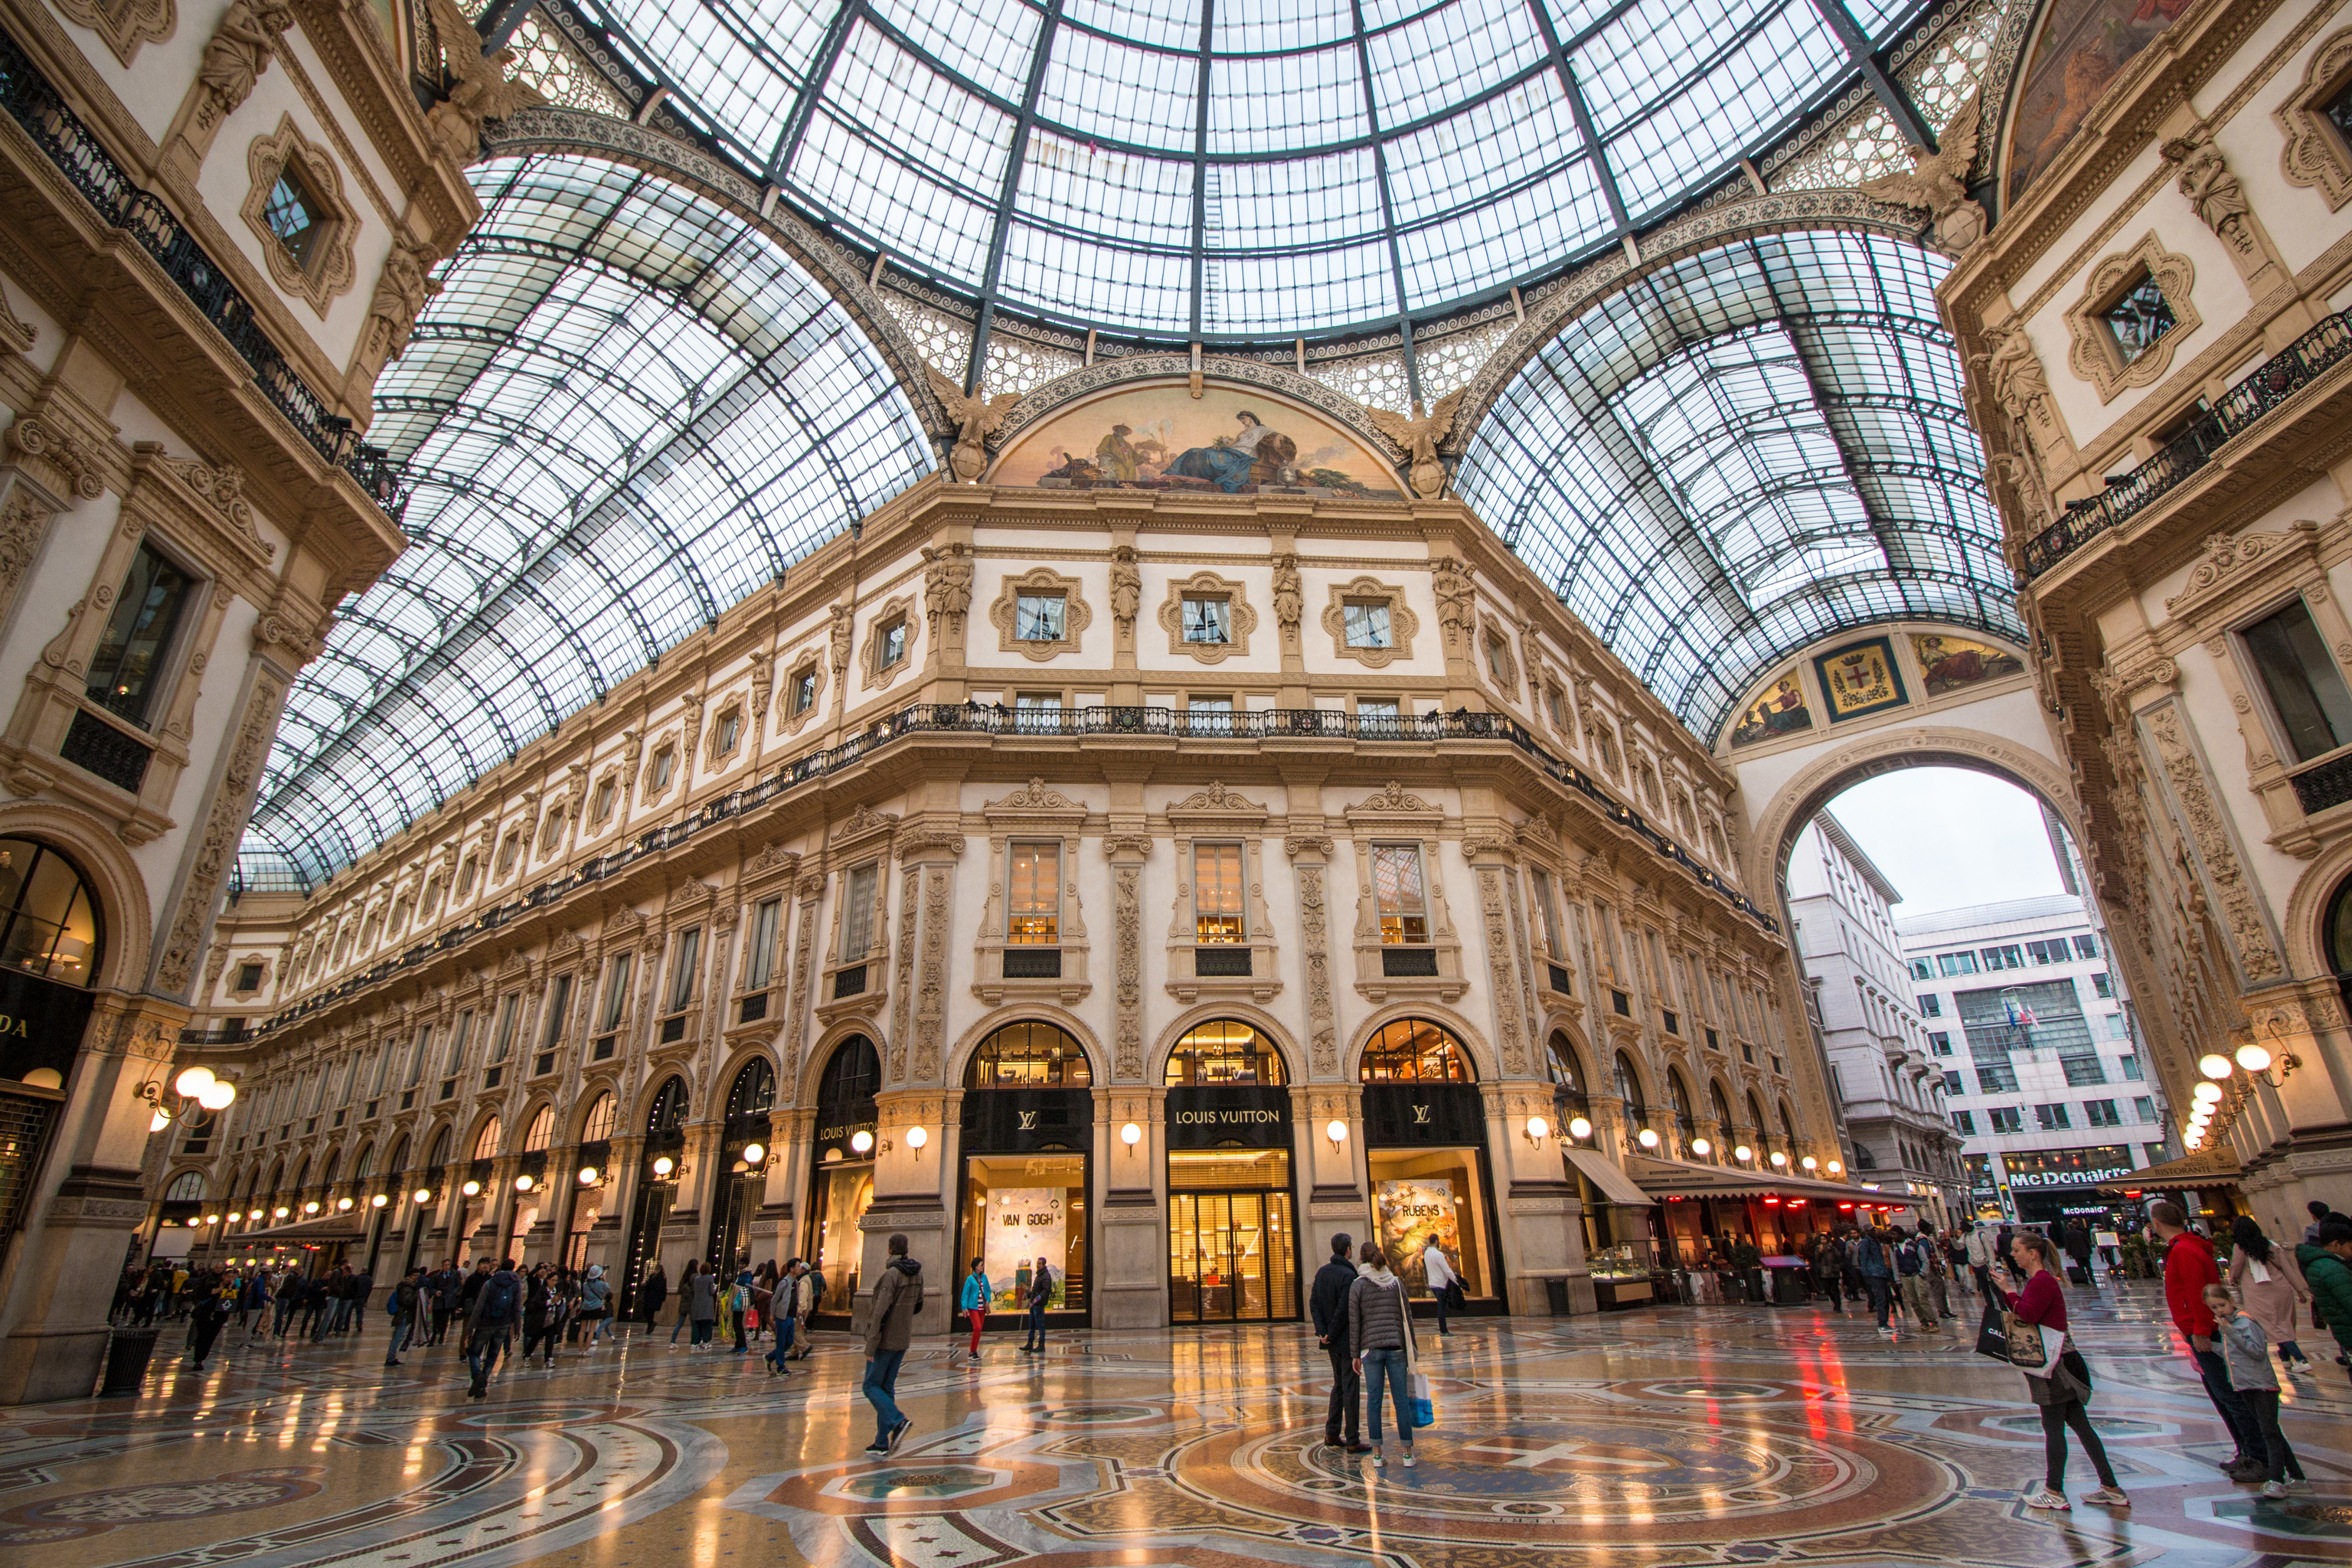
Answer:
[{"left": 4, "top": 1281, "right": 2347, "bottom": 1567}]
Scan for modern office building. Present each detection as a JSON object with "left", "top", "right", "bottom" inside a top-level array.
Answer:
[{"left": 1899, "top": 897, "right": 2174, "bottom": 1229}]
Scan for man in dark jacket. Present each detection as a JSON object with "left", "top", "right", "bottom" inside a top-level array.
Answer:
[
  {"left": 862, "top": 1234, "right": 923, "bottom": 1455},
  {"left": 428, "top": 1262, "right": 462, "bottom": 1345},
  {"left": 2297, "top": 1217, "right": 2352, "bottom": 1384},
  {"left": 465, "top": 1257, "right": 523, "bottom": 1399},
  {"left": 386, "top": 1269, "right": 422, "bottom": 1366},
  {"left": 2152, "top": 1199, "right": 2263, "bottom": 1478},
  {"left": 1311, "top": 1233, "right": 1367, "bottom": 1452}
]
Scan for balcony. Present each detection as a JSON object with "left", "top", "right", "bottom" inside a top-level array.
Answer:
[
  {"left": 2022, "top": 309, "right": 2352, "bottom": 580},
  {"left": 0, "top": 24, "right": 406, "bottom": 518}
]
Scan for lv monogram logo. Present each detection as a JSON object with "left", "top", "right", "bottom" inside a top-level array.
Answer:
[
  {"left": 1411, "top": 1104, "right": 1431, "bottom": 1125},
  {"left": 1018, "top": 1109, "right": 1039, "bottom": 1130}
]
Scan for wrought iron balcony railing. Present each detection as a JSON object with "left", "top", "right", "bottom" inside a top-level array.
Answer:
[
  {"left": 251, "top": 700, "right": 1774, "bottom": 1037},
  {"left": 2023, "top": 309, "right": 2352, "bottom": 580},
  {"left": 0, "top": 25, "right": 407, "bottom": 519}
]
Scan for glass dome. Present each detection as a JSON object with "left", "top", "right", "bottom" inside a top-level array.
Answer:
[{"left": 577, "top": 0, "right": 1903, "bottom": 338}]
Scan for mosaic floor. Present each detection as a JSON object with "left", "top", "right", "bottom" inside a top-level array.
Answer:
[{"left": 5, "top": 1281, "right": 2348, "bottom": 1568}]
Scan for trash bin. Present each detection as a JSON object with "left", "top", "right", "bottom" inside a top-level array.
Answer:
[
  {"left": 1544, "top": 1278, "right": 1570, "bottom": 1316},
  {"left": 101, "top": 1326, "right": 162, "bottom": 1395},
  {"left": 1768, "top": 1265, "right": 1807, "bottom": 1306}
]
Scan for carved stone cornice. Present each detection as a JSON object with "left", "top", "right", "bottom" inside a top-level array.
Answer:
[{"left": 2161, "top": 521, "right": 2321, "bottom": 620}]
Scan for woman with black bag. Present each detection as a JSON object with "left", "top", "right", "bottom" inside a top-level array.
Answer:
[{"left": 2003, "top": 1230, "right": 2128, "bottom": 1512}]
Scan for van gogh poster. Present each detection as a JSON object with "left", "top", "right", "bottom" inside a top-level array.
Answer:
[
  {"left": 1376, "top": 1178, "right": 1461, "bottom": 1293},
  {"left": 982, "top": 1188, "right": 1067, "bottom": 1309}
]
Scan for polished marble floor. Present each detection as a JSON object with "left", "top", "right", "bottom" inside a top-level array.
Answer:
[{"left": 5, "top": 1280, "right": 2347, "bottom": 1568}]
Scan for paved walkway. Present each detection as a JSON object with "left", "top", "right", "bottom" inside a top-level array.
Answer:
[{"left": 4, "top": 1281, "right": 2346, "bottom": 1567}]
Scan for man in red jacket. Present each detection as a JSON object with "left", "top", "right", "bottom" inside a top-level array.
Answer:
[{"left": 2151, "top": 1200, "right": 2263, "bottom": 1480}]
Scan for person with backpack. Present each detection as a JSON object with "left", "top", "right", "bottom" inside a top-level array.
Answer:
[
  {"left": 1348, "top": 1243, "right": 1418, "bottom": 1468},
  {"left": 1856, "top": 1226, "right": 1896, "bottom": 1336},
  {"left": 386, "top": 1268, "right": 423, "bottom": 1366},
  {"left": 1312, "top": 1233, "right": 1367, "bottom": 1452},
  {"left": 464, "top": 1256, "right": 523, "bottom": 1398},
  {"left": 1896, "top": 1227, "right": 1938, "bottom": 1332},
  {"left": 1420, "top": 1239, "right": 1462, "bottom": 1337},
  {"left": 790, "top": 1262, "right": 823, "bottom": 1359},
  {"left": 578, "top": 1264, "right": 613, "bottom": 1347},
  {"left": 1964, "top": 1222, "right": 1998, "bottom": 1302},
  {"left": 2004, "top": 1230, "right": 2128, "bottom": 1512},
  {"left": 2295, "top": 1215, "right": 2352, "bottom": 1386},
  {"left": 863, "top": 1234, "right": 924, "bottom": 1455},
  {"left": 1022, "top": 1256, "right": 1054, "bottom": 1354}
]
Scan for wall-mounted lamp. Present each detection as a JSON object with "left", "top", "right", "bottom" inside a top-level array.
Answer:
[
  {"left": 577, "top": 1165, "right": 600, "bottom": 1186},
  {"left": 413, "top": 1188, "right": 432, "bottom": 1204},
  {"left": 2198, "top": 1053, "right": 2232, "bottom": 1080},
  {"left": 303, "top": 1200, "right": 320, "bottom": 1214},
  {"left": 202, "top": 1214, "right": 220, "bottom": 1226},
  {"left": 1733, "top": 1145, "right": 1753, "bottom": 1163},
  {"left": 1689, "top": 1137, "right": 1711, "bottom": 1157},
  {"left": 336, "top": 1197, "right": 354, "bottom": 1210},
  {"left": 2191, "top": 1080, "right": 2223, "bottom": 1105},
  {"left": 2233, "top": 1041, "right": 2299, "bottom": 1089},
  {"left": 906, "top": 1125, "right": 929, "bottom": 1151},
  {"left": 1325, "top": 1119, "right": 1348, "bottom": 1149},
  {"left": 1567, "top": 1116, "right": 1592, "bottom": 1140},
  {"left": 514, "top": 1174, "right": 534, "bottom": 1192},
  {"left": 247, "top": 1209, "right": 263, "bottom": 1221},
  {"left": 462, "top": 1180, "right": 481, "bottom": 1197},
  {"left": 1826, "top": 1160, "right": 1843, "bottom": 1176},
  {"left": 652, "top": 1156, "right": 675, "bottom": 1178},
  {"left": 139, "top": 1064, "right": 237, "bottom": 1130},
  {"left": 1121, "top": 1122, "right": 1142, "bottom": 1155},
  {"left": 371, "top": 1194, "right": 388, "bottom": 1208},
  {"left": 1635, "top": 1128, "right": 1659, "bottom": 1149},
  {"left": 1524, "top": 1115, "right": 1550, "bottom": 1148},
  {"left": 851, "top": 1129, "right": 875, "bottom": 1155},
  {"left": 742, "top": 1142, "right": 766, "bottom": 1166},
  {"left": 1768, "top": 1151, "right": 1788, "bottom": 1168},
  {"left": 1800, "top": 1155, "right": 1818, "bottom": 1172}
]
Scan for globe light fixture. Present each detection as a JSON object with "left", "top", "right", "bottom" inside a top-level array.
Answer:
[
  {"left": 1524, "top": 1116, "right": 1550, "bottom": 1148},
  {"left": 2192, "top": 1080, "right": 2223, "bottom": 1104},
  {"left": 198, "top": 1081, "right": 236, "bottom": 1111},
  {"left": 371, "top": 1194, "right": 388, "bottom": 1207},
  {"left": 577, "top": 1165, "right": 599, "bottom": 1185},
  {"left": 1769, "top": 1151, "right": 1788, "bottom": 1167},
  {"left": 1567, "top": 1116, "right": 1592, "bottom": 1140},
  {"left": 337, "top": 1197, "right": 354, "bottom": 1210},
  {"left": 1828, "top": 1160, "right": 1844, "bottom": 1175},
  {"left": 303, "top": 1200, "right": 319, "bottom": 1214},
  {"left": 462, "top": 1180, "right": 481, "bottom": 1197},
  {"left": 906, "top": 1125, "right": 928, "bottom": 1150},
  {"left": 1734, "top": 1145, "right": 1753, "bottom": 1162},
  {"left": 273, "top": 1206, "right": 289, "bottom": 1218},
  {"left": 1636, "top": 1128, "right": 1660, "bottom": 1148},
  {"left": 203, "top": 1214, "right": 220, "bottom": 1226},
  {"left": 514, "top": 1173, "right": 534, "bottom": 1192},
  {"left": 175, "top": 1066, "right": 217, "bottom": 1099},
  {"left": 413, "top": 1188, "right": 432, "bottom": 1204},
  {"left": 742, "top": 1142, "right": 766, "bottom": 1166},
  {"left": 2236, "top": 1043, "right": 2272, "bottom": 1073},
  {"left": 2199, "top": 1053, "right": 2233, "bottom": 1080},
  {"left": 1689, "top": 1136, "right": 1710, "bottom": 1156},
  {"left": 652, "top": 1156, "right": 675, "bottom": 1178},
  {"left": 1326, "top": 1119, "right": 1348, "bottom": 1148},
  {"left": 1801, "top": 1155, "right": 1818, "bottom": 1171},
  {"left": 1121, "top": 1122, "right": 1142, "bottom": 1152},
  {"left": 850, "top": 1129, "right": 875, "bottom": 1155}
]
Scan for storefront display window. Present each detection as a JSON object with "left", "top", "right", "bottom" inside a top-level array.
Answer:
[
  {"left": 1369, "top": 1146, "right": 1492, "bottom": 1298},
  {"left": 962, "top": 1152, "right": 1087, "bottom": 1313},
  {"left": 1358, "top": 1018, "right": 1500, "bottom": 1307},
  {"left": 807, "top": 1034, "right": 879, "bottom": 1317}
]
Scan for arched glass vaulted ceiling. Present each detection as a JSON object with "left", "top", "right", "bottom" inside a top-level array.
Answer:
[
  {"left": 1455, "top": 230, "right": 2019, "bottom": 740},
  {"left": 237, "top": 153, "right": 932, "bottom": 891},
  {"left": 577, "top": 0, "right": 1911, "bottom": 336}
]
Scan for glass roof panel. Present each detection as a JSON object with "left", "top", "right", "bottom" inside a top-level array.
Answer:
[
  {"left": 239, "top": 153, "right": 930, "bottom": 889},
  {"left": 578, "top": 0, "right": 1930, "bottom": 334},
  {"left": 1455, "top": 231, "right": 2019, "bottom": 738}
]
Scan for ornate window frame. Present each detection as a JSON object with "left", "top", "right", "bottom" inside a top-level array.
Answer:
[
  {"left": 640, "top": 729, "right": 681, "bottom": 801},
  {"left": 861, "top": 595, "right": 920, "bottom": 692},
  {"left": 971, "top": 779, "right": 1092, "bottom": 1005},
  {"left": 51, "top": 0, "right": 172, "bottom": 66},
  {"left": 988, "top": 566, "right": 1092, "bottom": 662},
  {"left": 1478, "top": 611, "right": 1521, "bottom": 694},
  {"left": 1341, "top": 782, "right": 1468, "bottom": 1004},
  {"left": 586, "top": 765, "right": 622, "bottom": 828},
  {"left": 1321, "top": 575, "right": 1418, "bottom": 668},
  {"left": 816, "top": 806, "right": 897, "bottom": 1027},
  {"left": 240, "top": 116, "right": 358, "bottom": 317},
  {"left": 1164, "top": 782, "right": 1282, "bottom": 1004},
  {"left": 1159, "top": 570, "right": 1257, "bottom": 664},
  {"left": 2065, "top": 233, "right": 2200, "bottom": 402},
  {"left": 707, "top": 691, "right": 746, "bottom": 763},
  {"left": 2278, "top": 26, "right": 2352, "bottom": 210},
  {"left": 776, "top": 651, "right": 825, "bottom": 737}
]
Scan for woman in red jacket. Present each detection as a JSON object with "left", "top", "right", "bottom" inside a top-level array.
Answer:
[{"left": 2005, "top": 1230, "right": 2130, "bottom": 1512}]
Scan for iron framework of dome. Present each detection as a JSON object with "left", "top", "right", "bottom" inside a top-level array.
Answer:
[{"left": 231, "top": 0, "right": 2017, "bottom": 892}]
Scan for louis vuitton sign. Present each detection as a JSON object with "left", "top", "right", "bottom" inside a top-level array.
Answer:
[{"left": 1167, "top": 1086, "right": 1290, "bottom": 1149}]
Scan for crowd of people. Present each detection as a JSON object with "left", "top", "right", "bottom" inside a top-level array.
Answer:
[{"left": 113, "top": 1194, "right": 2351, "bottom": 1513}]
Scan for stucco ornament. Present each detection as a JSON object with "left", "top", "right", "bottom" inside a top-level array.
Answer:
[
  {"left": 1365, "top": 388, "right": 1465, "bottom": 499},
  {"left": 2162, "top": 135, "right": 2253, "bottom": 256},
  {"left": 194, "top": 0, "right": 295, "bottom": 134},
  {"left": 425, "top": 0, "right": 548, "bottom": 162},
  {"left": 923, "top": 364, "right": 1018, "bottom": 482},
  {"left": 1857, "top": 92, "right": 1986, "bottom": 255}
]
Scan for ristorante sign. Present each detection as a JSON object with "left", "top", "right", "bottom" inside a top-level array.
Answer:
[{"left": 1166, "top": 1086, "right": 1290, "bottom": 1149}]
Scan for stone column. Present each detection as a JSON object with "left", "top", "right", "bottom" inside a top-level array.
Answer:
[
  {"left": 0, "top": 996, "right": 186, "bottom": 1404},
  {"left": 1095, "top": 1083, "right": 1164, "bottom": 1328}
]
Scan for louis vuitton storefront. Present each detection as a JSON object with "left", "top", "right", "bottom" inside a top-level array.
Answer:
[
  {"left": 1359, "top": 1018, "right": 1504, "bottom": 1313},
  {"left": 957, "top": 1021, "right": 1093, "bottom": 1325},
  {"left": 1164, "top": 1021, "right": 1298, "bottom": 1325}
]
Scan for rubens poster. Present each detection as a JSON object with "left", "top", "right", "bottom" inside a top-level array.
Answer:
[
  {"left": 1376, "top": 1178, "right": 1461, "bottom": 1295},
  {"left": 989, "top": 381, "right": 1404, "bottom": 498}
]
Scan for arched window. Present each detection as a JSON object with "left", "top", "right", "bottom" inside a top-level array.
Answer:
[
  {"left": 472, "top": 1116, "right": 502, "bottom": 1161},
  {"left": 726, "top": 1057, "right": 776, "bottom": 1122},
  {"left": 1779, "top": 1099, "right": 1798, "bottom": 1150},
  {"left": 1668, "top": 1069, "right": 1697, "bottom": 1148},
  {"left": 0, "top": 838, "right": 103, "bottom": 985},
  {"left": 1164, "top": 1019, "right": 1288, "bottom": 1085},
  {"left": 1710, "top": 1082, "right": 1736, "bottom": 1145},
  {"left": 318, "top": 1151, "right": 341, "bottom": 1187},
  {"left": 290, "top": 1156, "right": 309, "bottom": 1190},
  {"left": 522, "top": 1104, "right": 555, "bottom": 1152},
  {"left": 646, "top": 1076, "right": 689, "bottom": 1138},
  {"left": 578, "top": 1092, "right": 617, "bottom": 1145},
  {"left": 352, "top": 1142, "right": 374, "bottom": 1181},
  {"left": 966, "top": 1021, "right": 1092, "bottom": 1086},
  {"left": 1359, "top": 1018, "right": 1475, "bottom": 1082},
  {"left": 384, "top": 1135, "right": 409, "bottom": 1178},
  {"left": 424, "top": 1125, "right": 451, "bottom": 1171},
  {"left": 1747, "top": 1092, "right": 1769, "bottom": 1151},
  {"left": 1613, "top": 1052, "right": 1649, "bottom": 1129},
  {"left": 817, "top": 1035, "right": 881, "bottom": 1121},
  {"left": 1544, "top": 1031, "right": 1589, "bottom": 1120},
  {"left": 163, "top": 1171, "right": 204, "bottom": 1201}
]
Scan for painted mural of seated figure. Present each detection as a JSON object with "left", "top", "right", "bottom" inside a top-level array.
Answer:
[{"left": 1164, "top": 410, "right": 1294, "bottom": 492}]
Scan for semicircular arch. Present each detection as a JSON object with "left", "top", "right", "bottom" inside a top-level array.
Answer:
[{"left": 1147, "top": 1004, "right": 1299, "bottom": 1086}]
